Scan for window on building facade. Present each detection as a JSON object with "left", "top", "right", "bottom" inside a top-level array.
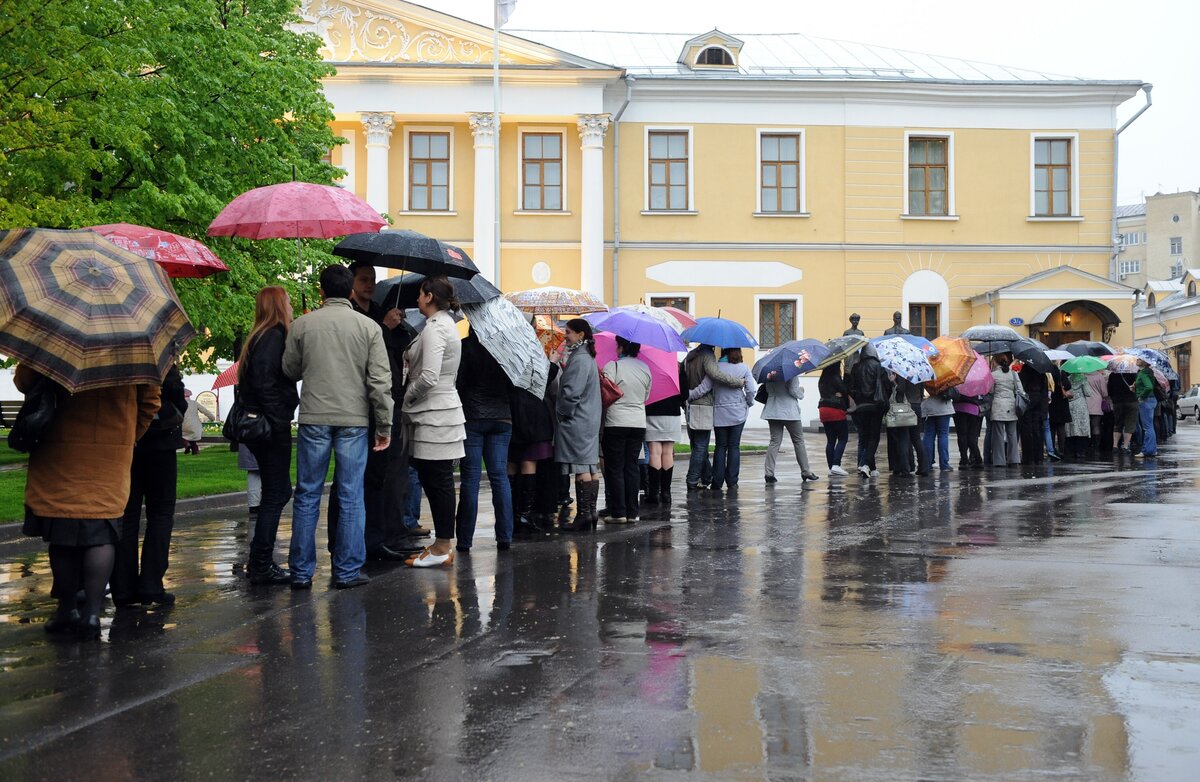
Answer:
[
  {"left": 760, "top": 133, "right": 801, "bottom": 213},
  {"left": 1189, "top": 281, "right": 1197, "bottom": 298},
  {"left": 521, "top": 132, "right": 563, "bottom": 211},
  {"left": 697, "top": 47, "right": 734, "bottom": 65},
  {"left": 759, "top": 299, "right": 796, "bottom": 349},
  {"left": 908, "top": 137, "right": 949, "bottom": 216},
  {"left": 649, "top": 295, "right": 691, "bottom": 312},
  {"left": 908, "top": 303, "right": 940, "bottom": 340},
  {"left": 409, "top": 132, "right": 450, "bottom": 211},
  {"left": 1171, "top": 263, "right": 1184, "bottom": 279},
  {"left": 1170, "top": 236, "right": 1183, "bottom": 255},
  {"left": 1033, "top": 138, "right": 1072, "bottom": 216},
  {"left": 1148, "top": 292, "right": 1157, "bottom": 308},
  {"left": 1119, "top": 232, "right": 1145, "bottom": 246},
  {"left": 648, "top": 131, "right": 689, "bottom": 211},
  {"left": 1118, "top": 260, "right": 1142, "bottom": 276}
]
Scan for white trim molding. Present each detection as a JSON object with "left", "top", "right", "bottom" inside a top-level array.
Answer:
[
  {"left": 402, "top": 125, "right": 456, "bottom": 213},
  {"left": 516, "top": 126, "right": 569, "bottom": 213},
  {"left": 901, "top": 270, "right": 950, "bottom": 335},
  {"left": 902, "top": 130, "right": 955, "bottom": 219},
  {"left": 754, "top": 128, "right": 807, "bottom": 215},
  {"left": 643, "top": 125, "right": 695, "bottom": 212},
  {"left": 1029, "top": 131, "right": 1080, "bottom": 219},
  {"left": 753, "top": 293, "right": 804, "bottom": 349}
]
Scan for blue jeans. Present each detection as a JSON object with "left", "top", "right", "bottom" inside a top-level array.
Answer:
[
  {"left": 289, "top": 425, "right": 368, "bottom": 583},
  {"left": 457, "top": 420, "right": 513, "bottom": 547},
  {"left": 686, "top": 428, "right": 712, "bottom": 487},
  {"left": 1137, "top": 399, "right": 1158, "bottom": 455},
  {"left": 923, "top": 415, "right": 952, "bottom": 469},
  {"left": 1042, "top": 416, "right": 1058, "bottom": 456},
  {"left": 712, "top": 423, "right": 745, "bottom": 489}
]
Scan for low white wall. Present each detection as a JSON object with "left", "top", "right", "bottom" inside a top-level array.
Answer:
[{"left": 0, "top": 364, "right": 235, "bottom": 418}]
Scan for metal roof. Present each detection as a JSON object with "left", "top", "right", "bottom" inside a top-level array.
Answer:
[
  {"left": 508, "top": 29, "right": 1107, "bottom": 83},
  {"left": 1115, "top": 204, "right": 1147, "bottom": 219}
]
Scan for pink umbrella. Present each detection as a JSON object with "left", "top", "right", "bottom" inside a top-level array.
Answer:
[
  {"left": 659, "top": 306, "right": 697, "bottom": 330},
  {"left": 207, "top": 182, "right": 385, "bottom": 239},
  {"left": 212, "top": 362, "right": 240, "bottom": 390},
  {"left": 594, "top": 332, "right": 681, "bottom": 405},
  {"left": 956, "top": 350, "right": 995, "bottom": 397},
  {"left": 88, "top": 223, "right": 229, "bottom": 278}
]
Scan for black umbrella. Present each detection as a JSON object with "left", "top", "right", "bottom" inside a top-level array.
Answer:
[
  {"left": 333, "top": 230, "right": 479, "bottom": 279},
  {"left": 961, "top": 324, "right": 1022, "bottom": 343},
  {"left": 1010, "top": 338, "right": 1053, "bottom": 373},
  {"left": 972, "top": 340, "right": 1015, "bottom": 356},
  {"left": 1061, "top": 340, "right": 1116, "bottom": 358},
  {"left": 374, "top": 272, "right": 501, "bottom": 311}
]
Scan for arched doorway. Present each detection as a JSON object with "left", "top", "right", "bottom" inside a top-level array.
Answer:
[{"left": 1027, "top": 300, "right": 1122, "bottom": 348}]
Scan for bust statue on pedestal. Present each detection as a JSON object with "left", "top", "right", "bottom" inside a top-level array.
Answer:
[
  {"left": 843, "top": 313, "right": 864, "bottom": 337},
  {"left": 882, "top": 311, "right": 910, "bottom": 336}
]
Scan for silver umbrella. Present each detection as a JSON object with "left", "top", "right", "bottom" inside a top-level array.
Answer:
[{"left": 461, "top": 296, "right": 548, "bottom": 398}]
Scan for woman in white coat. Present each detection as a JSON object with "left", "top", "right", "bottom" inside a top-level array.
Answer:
[
  {"left": 989, "top": 353, "right": 1024, "bottom": 467},
  {"left": 402, "top": 277, "right": 466, "bottom": 568},
  {"left": 761, "top": 375, "right": 819, "bottom": 483}
]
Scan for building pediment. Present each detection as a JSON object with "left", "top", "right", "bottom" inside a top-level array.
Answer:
[
  {"left": 296, "top": 0, "right": 614, "bottom": 69},
  {"left": 967, "top": 264, "right": 1136, "bottom": 302}
]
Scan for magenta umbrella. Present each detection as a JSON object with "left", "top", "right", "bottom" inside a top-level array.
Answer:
[
  {"left": 956, "top": 350, "right": 995, "bottom": 397},
  {"left": 207, "top": 182, "right": 385, "bottom": 239},
  {"left": 594, "top": 332, "right": 681, "bottom": 405}
]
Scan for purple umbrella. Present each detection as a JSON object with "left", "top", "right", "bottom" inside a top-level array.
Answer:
[{"left": 588, "top": 309, "right": 687, "bottom": 352}]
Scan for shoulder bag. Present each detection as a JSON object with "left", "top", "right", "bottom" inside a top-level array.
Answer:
[
  {"left": 754, "top": 384, "right": 769, "bottom": 405},
  {"left": 8, "top": 375, "right": 64, "bottom": 453},
  {"left": 599, "top": 362, "right": 623, "bottom": 409},
  {"left": 222, "top": 399, "right": 272, "bottom": 445},
  {"left": 885, "top": 400, "right": 918, "bottom": 428},
  {"left": 1014, "top": 376, "right": 1030, "bottom": 417}
]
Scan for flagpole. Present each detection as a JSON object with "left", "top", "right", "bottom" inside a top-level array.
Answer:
[{"left": 492, "top": 0, "right": 502, "bottom": 290}]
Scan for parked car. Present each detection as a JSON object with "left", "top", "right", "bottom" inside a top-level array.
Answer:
[{"left": 1178, "top": 386, "right": 1200, "bottom": 421}]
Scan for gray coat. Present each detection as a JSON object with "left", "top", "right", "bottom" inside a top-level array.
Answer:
[
  {"left": 554, "top": 344, "right": 601, "bottom": 465},
  {"left": 989, "top": 367, "right": 1024, "bottom": 422},
  {"left": 760, "top": 377, "right": 804, "bottom": 421}
]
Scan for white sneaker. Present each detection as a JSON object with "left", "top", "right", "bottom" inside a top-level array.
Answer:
[
  {"left": 870, "top": 469, "right": 880, "bottom": 478},
  {"left": 830, "top": 466, "right": 849, "bottom": 477},
  {"left": 857, "top": 465, "right": 871, "bottom": 479}
]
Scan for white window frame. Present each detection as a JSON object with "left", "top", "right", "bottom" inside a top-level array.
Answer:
[
  {"left": 1170, "top": 236, "right": 1183, "bottom": 255},
  {"left": 1028, "top": 132, "right": 1081, "bottom": 221},
  {"left": 643, "top": 126, "right": 695, "bottom": 214},
  {"left": 645, "top": 291, "right": 696, "bottom": 315},
  {"left": 1118, "top": 260, "right": 1141, "bottom": 276},
  {"left": 902, "top": 130, "right": 957, "bottom": 220},
  {"left": 753, "top": 294, "right": 803, "bottom": 350},
  {"left": 515, "top": 127, "right": 569, "bottom": 214},
  {"left": 693, "top": 44, "right": 737, "bottom": 68},
  {"left": 401, "top": 126, "right": 456, "bottom": 214},
  {"left": 754, "top": 128, "right": 808, "bottom": 217}
]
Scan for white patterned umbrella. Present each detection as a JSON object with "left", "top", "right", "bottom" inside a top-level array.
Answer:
[
  {"left": 873, "top": 335, "right": 936, "bottom": 383},
  {"left": 461, "top": 296, "right": 548, "bottom": 397}
]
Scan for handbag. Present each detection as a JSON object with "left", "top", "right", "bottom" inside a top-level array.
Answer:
[
  {"left": 885, "top": 400, "right": 918, "bottom": 428},
  {"left": 1014, "top": 377, "right": 1030, "bottom": 417},
  {"left": 222, "top": 399, "right": 272, "bottom": 445},
  {"left": 8, "top": 375, "right": 64, "bottom": 453},
  {"left": 599, "top": 364, "right": 624, "bottom": 409},
  {"left": 754, "top": 384, "right": 769, "bottom": 405}
]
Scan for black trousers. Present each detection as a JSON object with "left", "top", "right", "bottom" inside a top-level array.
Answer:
[
  {"left": 602, "top": 426, "right": 645, "bottom": 518},
  {"left": 1019, "top": 404, "right": 1047, "bottom": 464},
  {"left": 248, "top": 438, "right": 292, "bottom": 564},
  {"left": 112, "top": 448, "right": 177, "bottom": 600},
  {"left": 412, "top": 457, "right": 456, "bottom": 540},
  {"left": 853, "top": 409, "right": 884, "bottom": 470},
  {"left": 379, "top": 428, "right": 411, "bottom": 543},
  {"left": 954, "top": 412, "right": 983, "bottom": 465},
  {"left": 328, "top": 423, "right": 394, "bottom": 553}
]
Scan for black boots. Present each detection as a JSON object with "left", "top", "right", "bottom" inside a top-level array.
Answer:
[
  {"left": 513, "top": 474, "right": 547, "bottom": 536},
  {"left": 658, "top": 466, "right": 673, "bottom": 505},
  {"left": 562, "top": 479, "right": 598, "bottom": 532}
]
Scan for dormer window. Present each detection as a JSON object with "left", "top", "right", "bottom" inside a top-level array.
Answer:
[
  {"left": 1148, "top": 292, "right": 1157, "bottom": 308},
  {"left": 1189, "top": 281, "right": 1196, "bottom": 298},
  {"left": 697, "top": 47, "right": 734, "bottom": 66}
]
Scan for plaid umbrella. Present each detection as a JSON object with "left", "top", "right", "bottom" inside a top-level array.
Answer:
[
  {"left": 505, "top": 286, "right": 608, "bottom": 315},
  {"left": 925, "top": 336, "right": 977, "bottom": 394},
  {"left": 873, "top": 335, "right": 936, "bottom": 382},
  {"left": 334, "top": 230, "right": 479, "bottom": 279},
  {"left": 88, "top": 224, "right": 229, "bottom": 279},
  {"left": 0, "top": 228, "right": 195, "bottom": 393},
  {"left": 813, "top": 334, "right": 868, "bottom": 371}
]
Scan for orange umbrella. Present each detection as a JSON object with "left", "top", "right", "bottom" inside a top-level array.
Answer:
[
  {"left": 534, "top": 315, "right": 564, "bottom": 359},
  {"left": 925, "top": 336, "right": 977, "bottom": 394}
]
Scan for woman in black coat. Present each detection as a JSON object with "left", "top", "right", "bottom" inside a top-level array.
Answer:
[{"left": 238, "top": 287, "right": 300, "bottom": 585}]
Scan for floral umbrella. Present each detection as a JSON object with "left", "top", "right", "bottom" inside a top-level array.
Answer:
[
  {"left": 925, "top": 336, "right": 977, "bottom": 394},
  {"left": 1123, "top": 347, "right": 1177, "bottom": 379},
  {"left": 535, "top": 315, "right": 564, "bottom": 358},
  {"left": 505, "top": 286, "right": 608, "bottom": 315},
  {"left": 873, "top": 335, "right": 936, "bottom": 383},
  {"left": 812, "top": 334, "right": 868, "bottom": 371},
  {"left": 1106, "top": 354, "right": 1141, "bottom": 374}
]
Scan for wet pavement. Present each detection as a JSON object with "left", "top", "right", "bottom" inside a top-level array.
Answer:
[{"left": 1, "top": 429, "right": 1199, "bottom": 781}]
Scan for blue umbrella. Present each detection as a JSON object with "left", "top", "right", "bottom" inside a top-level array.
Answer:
[
  {"left": 869, "top": 333, "right": 940, "bottom": 359},
  {"left": 680, "top": 317, "right": 758, "bottom": 349},
  {"left": 586, "top": 309, "right": 687, "bottom": 352},
  {"left": 752, "top": 339, "right": 831, "bottom": 383},
  {"left": 1123, "top": 347, "right": 1178, "bottom": 380}
]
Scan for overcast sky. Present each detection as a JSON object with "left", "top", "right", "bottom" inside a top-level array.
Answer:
[{"left": 426, "top": 0, "right": 1198, "bottom": 205}]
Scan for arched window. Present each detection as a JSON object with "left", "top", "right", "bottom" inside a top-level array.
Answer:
[
  {"left": 1148, "top": 292, "right": 1157, "bottom": 308},
  {"left": 696, "top": 47, "right": 734, "bottom": 66},
  {"left": 1189, "top": 281, "right": 1197, "bottom": 298}
]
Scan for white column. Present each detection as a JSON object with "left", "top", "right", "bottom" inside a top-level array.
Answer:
[
  {"left": 469, "top": 112, "right": 499, "bottom": 283},
  {"left": 360, "top": 113, "right": 394, "bottom": 218},
  {"left": 578, "top": 114, "right": 610, "bottom": 302},
  {"left": 337, "top": 129, "right": 357, "bottom": 192}
]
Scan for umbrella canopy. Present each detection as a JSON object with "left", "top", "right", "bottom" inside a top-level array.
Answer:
[
  {"left": 813, "top": 334, "right": 869, "bottom": 371},
  {"left": 505, "top": 286, "right": 608, "bottom": 315},
  {"left": 1044, "top": 349, "right": 1074, "bottom": 362},
  {"left": 1061, "top": 340, "right": 1116, "bottom": 357},
  {"left": 88, "top": 224, "right": 228, "bottom": 279},
  {"left": 680, "top": 317, "right": 758, "bottom": 349},
  {"left": 373, "top": 272, "right": 500, "bottom": 311},
  {"left": 957, "top": 351, "right": 996, "bottom": 397},
  {"left": 534, "top": 315, "right": 564, "bottom": 358},
  {"left": 0, "top": 229, "right": 196, "bottom": 393},
  {"left": 1060, "top": 355, "right": 1108, "bottom": 375},
  {"left": 585, "top": 304, "right": 687, "bottom": 335},
  {"left": 873, "top": 335, "right": 935, "bottom": 382},
  {"left": 660, "top": 306, "right": 697, "bottom": 330},
  {"left": 961, "top": 324, "right": 1022, "bottom": 343},
  {"left": 208, "top": 182, "right": 385, "bottom": 239},
  {"left": 461, "top": 296, "right": 548, "bottom": 397},
  {"left": 752, "top": 339, "right": 831, "bottom": 383},
  {"left": 1123, "top": 347, "right": 1177, "bottom": 379},
  {"left": 212, "top": 362, "right": 240, "bottom": 390},
  {"left": 925, "top": 337, "right": 977, "bottom": 394},
  {"left": 1106, "top": 354, "right": 1141, "bottom": 374},
  {"left": 334, "top": 230, "right": 479, "bottom": 279},
  {"left": 594, "top": 333, "right": 681, "bottom": 405},
  {"left": 1010, "top": 338, "right": 1054, "bottom": 374},
  {"left": 588, "top": 309, "right": 687, "bottom": 352}
]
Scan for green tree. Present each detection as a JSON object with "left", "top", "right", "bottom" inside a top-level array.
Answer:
[{"left": 0, "top": 0, "right": 344, "bottom": 369}]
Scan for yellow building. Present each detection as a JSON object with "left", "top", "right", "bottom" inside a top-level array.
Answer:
[
  {"left": 1134, "top": 269, "right": 1200, "bottom": 388},
  {"left": 297, "top": 0, "right": 1149, "bottom": 353}
]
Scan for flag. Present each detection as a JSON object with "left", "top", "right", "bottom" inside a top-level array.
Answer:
[{"left": 497, "top": 0, "right": 517, "bottom": 27}]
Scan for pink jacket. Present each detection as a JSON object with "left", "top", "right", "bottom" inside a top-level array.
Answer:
[{"left": 1086, "top": 372, "right": 1110, "bottom": 416}]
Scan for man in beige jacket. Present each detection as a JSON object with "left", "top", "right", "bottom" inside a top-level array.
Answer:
[{"left": 283, "top": 265, "right": 393, "bottom": 590}]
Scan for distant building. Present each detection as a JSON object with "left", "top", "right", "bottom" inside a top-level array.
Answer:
[
  {"left": 297, "top": 0, "right": 1150, "bottom": 350},
  {"left": 1117, "top": 191, "right": 1200, "bottom": 289}
]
